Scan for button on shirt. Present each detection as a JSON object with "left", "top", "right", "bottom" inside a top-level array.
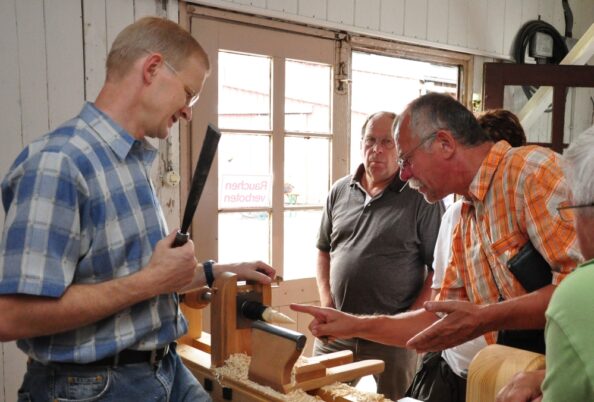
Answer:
[
  {"left": 438, "top": 141, "right": 581, "bottom": 343},
  {"left": 0, "top": 103, "right": 186, "bottom": 363}
]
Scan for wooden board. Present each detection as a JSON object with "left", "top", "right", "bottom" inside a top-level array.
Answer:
[
  {"left": 290, "top": 360, "right": 385, "bottom": 393},
  {"left": 294, "top": 350, "right": 353, "bottom": 382}
]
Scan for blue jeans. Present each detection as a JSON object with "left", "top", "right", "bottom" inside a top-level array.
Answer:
[{"left": 17, "top": 345, "right": 211, "bottom": 402}]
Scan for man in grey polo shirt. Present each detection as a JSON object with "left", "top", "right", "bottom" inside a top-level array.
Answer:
[{"left": 314, "top": 111, "right": 444, "bottom": 399}]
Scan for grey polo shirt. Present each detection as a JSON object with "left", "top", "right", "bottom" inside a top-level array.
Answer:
[{"left": 317, "top": 165, "right": 444, "bottom": 315}]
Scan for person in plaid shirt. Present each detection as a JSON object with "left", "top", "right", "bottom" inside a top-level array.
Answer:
[
  {"left": 291, "top": 93, "right": 581, "bottom": 361},
  {"left": 0, "top": 17, "right": 274, "bottom": 402}
]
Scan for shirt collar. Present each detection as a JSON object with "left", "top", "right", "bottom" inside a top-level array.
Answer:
[
  {"left": 468, "top": 140, "right": 511, "bottom": 202},
  {"left": 349, "top": 163, "right": 406, "bottom": 193},
  {"left": 79, "top": 102, "right": 158, "bottom": 163}
]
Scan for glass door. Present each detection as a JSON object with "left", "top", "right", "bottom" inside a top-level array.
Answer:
[{"left": 189, "top": 16, "right": 346, "bottom": 347}]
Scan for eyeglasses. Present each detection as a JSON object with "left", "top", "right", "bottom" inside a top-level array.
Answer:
[
  {"left": 397, "top": 131, "right": 437, "bottom": 169},
  {"left": 142, "top": 49, "right": 200, "bottom": 108},
  {"left": 363, "top": 136, "right": 396, "bottom": 150},
  {"left": 557, "top": 201, "right": 594, "bottom": 222},
  {"left": 162, "top": 59, "right": 200, "bottom": 108}
]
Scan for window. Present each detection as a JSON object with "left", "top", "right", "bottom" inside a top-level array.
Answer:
[
  {"left": 216, "top": 52, "right": 333, "bottom": 280},
  {"left": 188, "top": 16, "right": 340, "bottom": 287}
]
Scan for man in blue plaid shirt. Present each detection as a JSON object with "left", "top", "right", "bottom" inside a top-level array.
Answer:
[{"left": 0, "top": 17, "right": 275, "bottom": 401}]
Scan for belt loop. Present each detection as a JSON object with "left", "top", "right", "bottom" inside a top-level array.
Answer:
[
  {"left": 113, "top": 352, "right": 120, "bottom": 367},
  {"left": 150, "top": 350, "right": 157, "bottom": 366}
]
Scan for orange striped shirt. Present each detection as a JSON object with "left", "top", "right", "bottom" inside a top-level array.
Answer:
[{"left": 438, "top": 141, "right": 582, "bottom": 343}]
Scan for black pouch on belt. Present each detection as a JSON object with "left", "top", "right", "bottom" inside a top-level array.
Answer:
[{"left": 497, "top": 241, "right": 552, "bottom": 354}]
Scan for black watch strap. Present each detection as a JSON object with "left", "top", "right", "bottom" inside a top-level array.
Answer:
[{"left": 203, "top": 260, "right": 216, "bottom": 287}]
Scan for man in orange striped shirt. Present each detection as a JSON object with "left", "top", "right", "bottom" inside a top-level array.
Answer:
[{"left": 291, "top": 93, "right": 581, "bottom": 357}]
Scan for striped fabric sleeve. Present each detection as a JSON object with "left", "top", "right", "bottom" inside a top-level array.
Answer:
[{"left": 0, "top": 150, "right": 83, "bottom": 297}]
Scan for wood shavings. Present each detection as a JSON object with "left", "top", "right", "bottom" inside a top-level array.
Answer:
[
  {"left": 321, "top": 382, "right": 393, "bottom": 401},
  {"left": 212, "top": 353, "right": 251, "bottom": 381},
  {"left": 212, "top": 353, "right": 322, "bottom": 401}
]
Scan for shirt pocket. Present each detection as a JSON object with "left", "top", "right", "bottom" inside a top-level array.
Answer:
[{"left": 490, "top": 230, "right": 527, "bottom": 262}]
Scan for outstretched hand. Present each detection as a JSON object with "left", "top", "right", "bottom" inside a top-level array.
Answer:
[
  {"left": 406, "top": 300, "right": 486, "bottom": 352},
  {"left": 289, "top": 303, "right": 358, "bottom": 340}
]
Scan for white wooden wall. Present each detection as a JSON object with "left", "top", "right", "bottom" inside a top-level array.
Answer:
[
  {"left": 0, "top": 0, "right": 593, "bottom": 400},
  {"left": 190, "top": 0, "right": 593, "bottom": 60}
]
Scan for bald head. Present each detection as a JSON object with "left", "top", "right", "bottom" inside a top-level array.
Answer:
[{"left": 361, "top": 111, "right": 397, "bottom": 139}]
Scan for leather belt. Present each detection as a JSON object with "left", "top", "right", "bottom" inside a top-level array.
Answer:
[{"left": 87, "top": 344, "right": 170, "bottom": 367}]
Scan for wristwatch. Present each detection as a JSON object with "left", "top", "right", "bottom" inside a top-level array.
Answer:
[{"left": 203, "top": 260, "right": 216, "bottom": 288}]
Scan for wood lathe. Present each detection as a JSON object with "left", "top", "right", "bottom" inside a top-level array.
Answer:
[{"left": 177, "top": 272, "right": 388, "bottom": 401}]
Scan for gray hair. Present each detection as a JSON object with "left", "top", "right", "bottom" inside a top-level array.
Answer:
[
  {"left": 403, "top": 93, "right": 490, "bottom": 146},
  {"left": 563, "top": 126, "right": 594, "bottom": 217},
  {"left": 361, "top": 111, "right": 397, "bottom": 138}
]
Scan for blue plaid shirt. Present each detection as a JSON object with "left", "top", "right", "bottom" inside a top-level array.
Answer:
[{"left": 0, "top": 103, "right": 186, "bottom": 363}]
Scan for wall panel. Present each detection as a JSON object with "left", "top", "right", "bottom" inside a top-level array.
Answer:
[
  {"left": 16, "top": 0, "right": 50, "bottom": 145},
  {"left": 298, "top": 0, "right": 326, "bottom": 19},
  {"left": 522, "top": 0, "right": 539, "bottom": 22},
  {"left": 485, "top": 0, "right": 505, "bottom": 55},
  {"left": 354, "top": 0, "right": 380, "bottom": 31},
  {"left": 83, "top": 0, "right": 107, "bottom": 101},
  {"left": 379, "top": 0, "right": 405, "bottom": 35},
  {"left": 503, "top": 0, "right": 523, "bottom": 59},
  {"left": 134, "top": 0, "right": 159, "bottom": 19},
  {"left": 45, "top": 0, "right": 84, "bottom": 129},
  {"left": 106, "top": 0, "right": 134, "bottom": 49},
  {"left": 268, "top": 0, "right": 298, "bottom": 14},
  {"left": 0, "top": 14, "right": 19, "bottom": 396},
  {"left": 404, "top": 0, "right": 427, "bottom": 40},
  {"left": 448, "top": 0, "right": 468, "bottom": 48},
  {"left": 427, "top": 0, "right": 449, "bottom": 44},
  {"left": 467, "top": 0, "right": 487, "bottom": 51},
  {"left": 328, "top": 0, "right": 354, "bottom": 25},
  {"left": 0, "top": 0, "right": 23, "bottom": 182},
  {"left": 538, "top": 0, "right": 555, "bottom": 25}
]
